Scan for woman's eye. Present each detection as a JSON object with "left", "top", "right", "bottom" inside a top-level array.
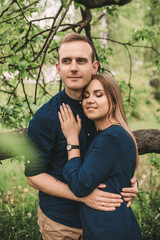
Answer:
[
  {"left": 83, "top": 95, "right": 89, "bottom": 99},
  {"left": 96, "top": 94, "right": 103, "bottom": 97}
]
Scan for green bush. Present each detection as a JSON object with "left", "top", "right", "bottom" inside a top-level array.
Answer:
[{"left": 133, "top": 154, "right": 160, "bottom": 240}]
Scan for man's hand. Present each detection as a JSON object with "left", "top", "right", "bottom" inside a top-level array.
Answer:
[
  {"left": 80, "top": 184, "right": 123, "bottom": 211},
  {"left": 121, "top": 177, "right": 139, "bottom": 207}
]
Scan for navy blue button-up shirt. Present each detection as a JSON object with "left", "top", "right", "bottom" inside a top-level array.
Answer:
[{"left": 25, "top": 89, "right": 96, "bottom": 228}]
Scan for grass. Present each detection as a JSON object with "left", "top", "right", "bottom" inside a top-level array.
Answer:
[{"left": 0, "top": 158, "right": 42, "bottom": 240}]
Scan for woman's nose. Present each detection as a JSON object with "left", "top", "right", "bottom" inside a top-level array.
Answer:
[{"left": 86, "top": 96, "right": 95, "bottom": 103}]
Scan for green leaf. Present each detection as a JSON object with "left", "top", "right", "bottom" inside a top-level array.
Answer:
[
  {"left": 74, "top": 2, "right": 80, "bottom": 9},
  {"left": 0, "top": 67, "right": 3, "bottom": 76},
  {"left": 18, "top": 61, "right": 28, "bottom": 72},
  {"left": 0, "top": 0, "right": 5, "bottom": 4},
  {"left": 60, "top": 0, "right": 68, "bottom": 9}
]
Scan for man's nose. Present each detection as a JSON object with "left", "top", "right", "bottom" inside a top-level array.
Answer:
[{"left": 70, "top": 60, "right": 78, "bottom": 71}]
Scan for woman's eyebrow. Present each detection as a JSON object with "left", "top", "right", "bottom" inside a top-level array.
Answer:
[
  {"left": 94, "top": 89, "right": 104, "bottom": 93},
  {"left": 83, "top": 90, "right": 89, "bottom": 94},
  {"left": 83, "top": 89, "right": 104, "bottom": 94}
]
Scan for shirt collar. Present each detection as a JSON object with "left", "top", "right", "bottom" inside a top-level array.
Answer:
[{"left": 61, "top": 89, "right": 83, "bottom": 110}]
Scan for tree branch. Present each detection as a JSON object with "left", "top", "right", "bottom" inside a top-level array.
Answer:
[
  {"left": 74, "top": 0, "right": 132, "bottom": 9},
  {"left": 0, "top": 0, "right": 16, "bottom": 18},
  {"left": 0, "top": 128, "right": 159, "bottom": 161},
  {"left": 20, "top": 77, "right": 33, "bottom": 115},
  {"left": 33, "top": 0, "right": 74, "bottom": 104}
]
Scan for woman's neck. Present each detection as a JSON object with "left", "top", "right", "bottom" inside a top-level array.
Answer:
[{"left": 95, "top": 118, "right": 120, "bottom": 131}]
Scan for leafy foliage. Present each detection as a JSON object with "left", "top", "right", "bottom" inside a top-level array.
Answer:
[
  {"left": 133, "top": 154, "right": 160, "bottom": 240},
  {"left": 0, "top": 0, "right": 160, "bottom": 129}
]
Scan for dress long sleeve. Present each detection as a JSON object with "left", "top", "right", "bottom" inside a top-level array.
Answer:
[{"left": 63, "top": 133, "right": 120, "bottom": 197}]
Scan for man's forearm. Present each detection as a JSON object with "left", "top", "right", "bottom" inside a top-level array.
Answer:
[
  {"left": 27, "top": 173, "right": 123, "bottom": 211},
  {"left": 27, "top": 173, "right": 79, "bottom": 201}
]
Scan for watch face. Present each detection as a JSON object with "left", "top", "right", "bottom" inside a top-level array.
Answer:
[
  {"left": 66, "top": 144, "right": 80, "bottom": 151},
  {"left": 66, "top": 144, "right": 71, "bottom": 151}
]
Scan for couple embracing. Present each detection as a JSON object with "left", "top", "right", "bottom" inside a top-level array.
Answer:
[{"left": 25, "top": 33, "right": 142, "bottom": 240}]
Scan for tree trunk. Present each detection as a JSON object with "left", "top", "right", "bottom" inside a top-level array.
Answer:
[
  {"left": 74, "top": 0, "right": 132, "bottom": 9},
  {"left": 0, "top": 128, "right": 160, "bottom": 161}
]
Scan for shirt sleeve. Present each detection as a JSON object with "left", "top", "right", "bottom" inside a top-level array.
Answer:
[
  {"left": 63, "top": 134, "right": 120, "bottom": 197},
  {"left": 25, "top": 114, "right": 56, "bottom": 176}
]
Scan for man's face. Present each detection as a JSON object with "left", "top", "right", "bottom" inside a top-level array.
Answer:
[{"left": 56, "top": 41, "right": 98, "bottom": 95}]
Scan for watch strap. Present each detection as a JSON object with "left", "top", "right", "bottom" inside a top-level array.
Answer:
[{"left": 66, "top": 144, "right": 80, "bottom": 151}]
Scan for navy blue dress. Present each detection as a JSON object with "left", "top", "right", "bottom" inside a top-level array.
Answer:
[{"left": 63, "top": 125, "right": 142, "bottom": 240}]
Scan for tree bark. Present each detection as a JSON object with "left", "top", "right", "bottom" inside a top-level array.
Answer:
[
  {"left": 133, "top": 129, "right": 160, "bottom": 155},
  {"left": 0, "top": 128, "right": 160, "bottom": 161},
  {"left": 74, "top": 0, "right": 132, "bottom": 9}
]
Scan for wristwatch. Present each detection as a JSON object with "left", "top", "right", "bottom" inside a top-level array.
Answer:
[{"left": 66, "top": 144, "right": 80, "bottom": 151}]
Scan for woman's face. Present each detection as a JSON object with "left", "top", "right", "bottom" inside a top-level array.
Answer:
[{"left": 82, "top": 79, "right": 110, "bottom": 122}]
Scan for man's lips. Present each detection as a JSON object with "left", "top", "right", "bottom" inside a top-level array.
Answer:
[{"left": 68, "top": 76, "right": 82, "bottom": 79}]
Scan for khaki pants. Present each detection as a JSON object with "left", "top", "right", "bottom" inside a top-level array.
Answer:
[{"left": 38, "top": 206, "right": 83, "bottom": 240}]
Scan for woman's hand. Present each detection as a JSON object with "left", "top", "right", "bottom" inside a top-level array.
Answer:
[{"left": 58, "top": 103, "right": 81, "bottom": 144}]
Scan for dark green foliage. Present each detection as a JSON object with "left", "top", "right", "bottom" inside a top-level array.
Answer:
[{"left": 133, "top": 154, "right": 160, "bottom": 240}]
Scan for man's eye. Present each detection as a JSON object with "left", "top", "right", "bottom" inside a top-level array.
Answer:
[
  {"left": 77, "top": 58, "right": 86, "bottom": 63},
  {"left": 62, "top": 59, "right": 70, "bottom": 63}
]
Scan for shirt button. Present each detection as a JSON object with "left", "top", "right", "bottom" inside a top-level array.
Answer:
[
  {"left": 79, "top": 101, "right": 82, "bottom": 104},
  {"left": 87, "top": 133, "right": 90, "bottom": 136}
]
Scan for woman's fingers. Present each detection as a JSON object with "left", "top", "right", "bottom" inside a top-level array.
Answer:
[
  {"left": 62, "top": 103, "right": 70, "bottom": 119},
  {"left": 76, "top": 114, "right": 81, "bottom": 128},
  {"left": 59, "top": 104, "right": 70, "bottom": 122},
  {"left": 66, "top": 104, "right": 75, "bottom": 119},
  {"left": 58, "top": 111, "right": 63, "bottom": 125},
  {"left": 59, "top": 105, "right": 66, "bottom": 121},
  {"left": 59, "top": 104, "right": 81, "bottom": 134}
]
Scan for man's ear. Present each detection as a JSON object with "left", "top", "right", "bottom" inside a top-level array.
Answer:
[
  {"left": 93, "top": 61, "right": 99, "bottom": 74},
  {"left": 56, "top": 62, "right": 60, "bottom": 74}
]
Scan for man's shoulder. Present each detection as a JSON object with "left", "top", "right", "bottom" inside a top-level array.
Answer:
[
  {"left": 29, "top": 91, "right": 63, "bottom": 129},
  {"left": 35, "top": 91, "right": 62, "bottom": 118}
]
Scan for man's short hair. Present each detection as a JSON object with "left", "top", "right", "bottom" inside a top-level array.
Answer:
[{"left": 58, "top": 33, "right": 96, "bottom": 62}]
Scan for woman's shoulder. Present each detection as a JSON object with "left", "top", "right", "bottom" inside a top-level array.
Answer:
[
  {"left": 101, "top": 125, "right": 132, "bottom": 142},
  {"left": 103, "top": 125, "right": 124, "bottom": 135}
]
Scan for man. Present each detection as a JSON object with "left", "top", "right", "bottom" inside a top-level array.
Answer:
[{"left": 25, "top": 33, "right": 138, "bottom": 240}]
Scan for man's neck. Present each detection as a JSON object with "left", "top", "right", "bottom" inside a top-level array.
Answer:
[{"left": 65, "top": 88, "right": 83, "bottom": 100}]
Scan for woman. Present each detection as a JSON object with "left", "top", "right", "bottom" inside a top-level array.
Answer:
[{"left": 58, "top": 74, "right": 142, "bottom": 240}]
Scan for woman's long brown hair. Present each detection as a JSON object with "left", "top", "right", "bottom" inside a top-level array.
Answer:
[{"left": 89, "top": 74, "right": 139, "bottom": 167}]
